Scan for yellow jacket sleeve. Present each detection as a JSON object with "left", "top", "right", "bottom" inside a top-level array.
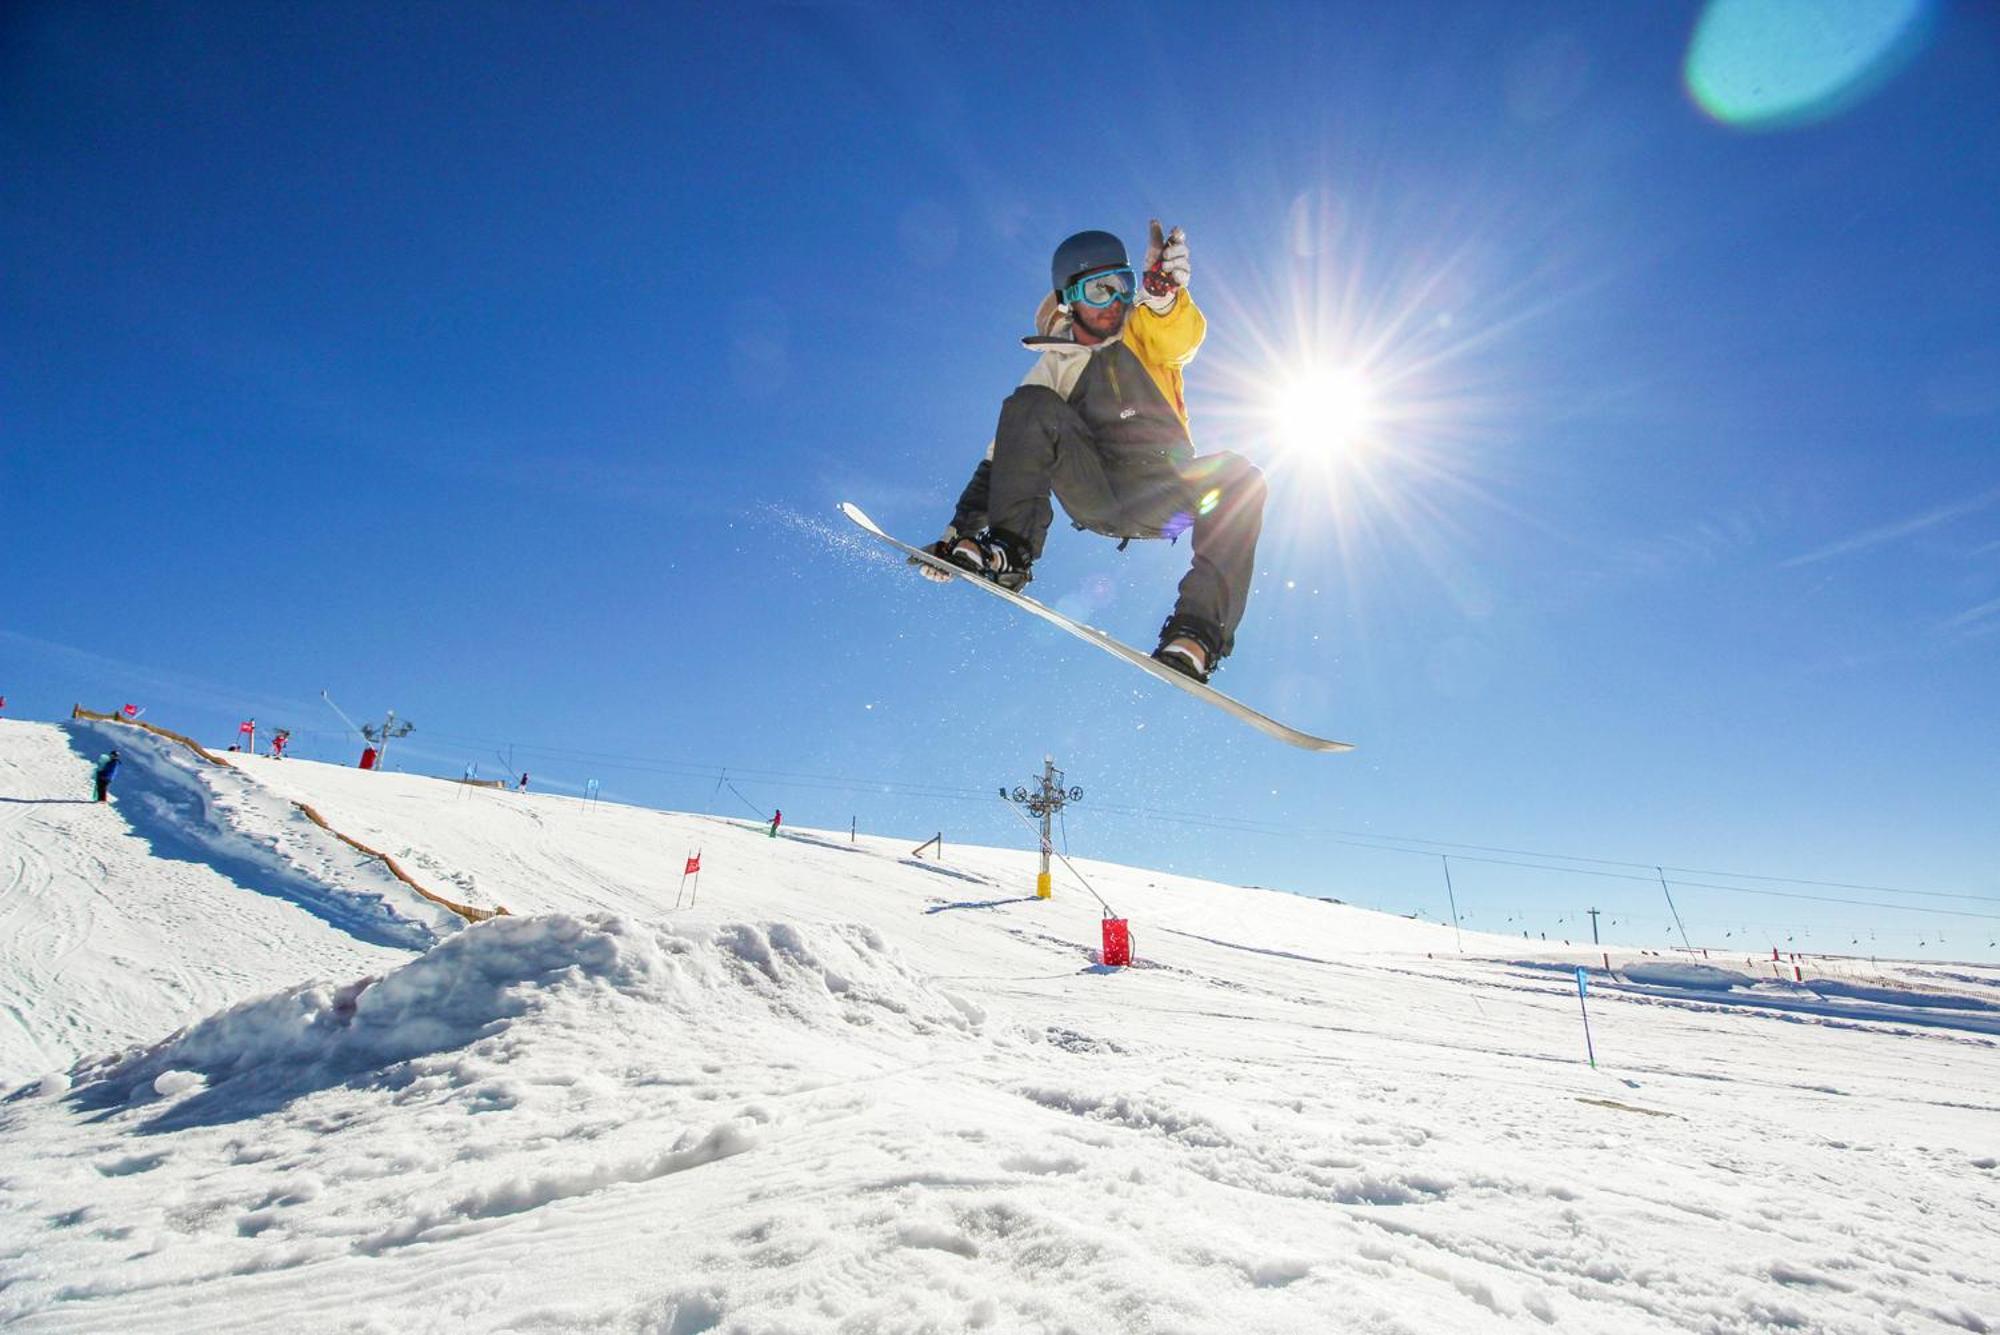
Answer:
[{"left": 1123, "top": 291, "right": 1206, "bottom": 427}]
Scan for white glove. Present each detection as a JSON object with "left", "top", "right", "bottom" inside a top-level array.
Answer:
[
  {"left": 1142, "top": 219, "right": 1189, "bottom": 313},
  {"left": 912, "top": 527, "right": 959, "bottom": 583}
]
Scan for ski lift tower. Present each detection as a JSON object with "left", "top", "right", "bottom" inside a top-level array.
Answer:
[
  {"left": 321, "top": 691, "right": 415, "bottom": 772},
  {"left": 1003, "top": 754, "right": 1082, "bottom": 900},
  {"left": 362, "top": 710, "right": 415, "bottom": 771}
]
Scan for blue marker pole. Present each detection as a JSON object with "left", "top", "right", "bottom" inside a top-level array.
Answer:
[{"left": 1575, "top": 967, "right": 1597, "bottom": 1069}]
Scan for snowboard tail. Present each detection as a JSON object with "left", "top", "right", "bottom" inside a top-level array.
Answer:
[{"left": 841, "top": 502, "right": 1353, "bottom": 753}]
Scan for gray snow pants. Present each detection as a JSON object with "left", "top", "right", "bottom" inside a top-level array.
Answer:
[{"left": 981, "top": 385, "right": 1266, "bottom": 658}]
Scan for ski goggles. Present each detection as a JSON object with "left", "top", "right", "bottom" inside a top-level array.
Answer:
[{"left": 1062, "top": 266, "right": 1137, "bottom": 308}]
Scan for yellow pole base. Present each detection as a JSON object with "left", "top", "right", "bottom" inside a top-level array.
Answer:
[{"left": 1035, "top": 871, "right": 1052, "bottom": 899}]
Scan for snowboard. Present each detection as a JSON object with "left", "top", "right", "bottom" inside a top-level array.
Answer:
[{"left": 841, "top": 502, "right": 1354, "bottom": 753}]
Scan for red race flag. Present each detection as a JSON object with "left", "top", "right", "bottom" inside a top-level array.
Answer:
[
  {"left": 684, "top": 853, "right": 702, "bottom": 876},
  {"left": 239, "top": 720, "right": 255, "bottom": 734}
]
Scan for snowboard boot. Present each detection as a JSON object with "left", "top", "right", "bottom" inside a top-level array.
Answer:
[
  {"left": 1153, "top": 613, "right": 1224, "bottom": 683},
  {"left": 948, "top": 528, "right": 1033, "bottom": 591}
]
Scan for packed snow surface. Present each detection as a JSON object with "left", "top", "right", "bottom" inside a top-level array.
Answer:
[{"left": 1, "top": 720, "right": 1995, "bottom": 1332}]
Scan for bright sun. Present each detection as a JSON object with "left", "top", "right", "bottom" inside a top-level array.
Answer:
[{"left": 1272, "top": 368, "right": 1378, "bottom": 457}]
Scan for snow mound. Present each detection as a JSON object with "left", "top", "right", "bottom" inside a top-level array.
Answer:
[
  {"left": 63, "top": 912, "right": 984, "bottom": 1121},
  {"left": 710, "top": 918, "right": 987, "bottom": 1031},
  {"left": 0, "top": 913, "right": 998, "bottom": 1322},
  {"left": 1619, "top": 962, "right": 1752, "bottom": 990}
]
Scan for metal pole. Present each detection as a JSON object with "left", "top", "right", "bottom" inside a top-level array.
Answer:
[
  {"left": 996, "top": 793, "right": 1114, "bottom": 916},
  {"left": 320, "top": 690, "right": 368, "bottom": 744},
  {"left": 1003, "top": 756, "right": 1077, "bottom": 899},
  {"left": 1588, "top": 907, "right": 1607, "bottom": 973},
  {"left": 1039, "top": 755, "right": 1055, "bottom": 894},
  {"left": 1441, "top": 855, "right": 1463, "bottom": 954},
  {"left": 376, "top": 710, "right": 397, "bottom": 772},
  {"left": 1657, "top": 867, "right": 1695, "bottom": 956},
  {"left": 1575, "top": 968, "right": 1597, "bottom": 1068}
]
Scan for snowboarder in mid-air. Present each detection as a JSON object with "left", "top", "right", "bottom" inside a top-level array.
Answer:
[
  {"left": 919, "top": 221, "right": 1265, "bottom": 682},
  {"left": 93, "top": 749, "right": 120, "bottom": 803}
]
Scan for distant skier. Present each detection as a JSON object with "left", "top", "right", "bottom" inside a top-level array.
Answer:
[
  {"left": 93, "top": 749, "right": 120, "bottom": 802},
  {"left": 768, "top": 809, "right": 782, "bottom": 838},
  {"left": 920, "top": 221, "right": 1264, "bottom": 682},
  {"left": 518, "top": 772, "right": 529, "bottom": 792}
]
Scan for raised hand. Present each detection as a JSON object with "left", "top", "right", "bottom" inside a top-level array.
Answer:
[{"left": 1142, "top": 219, "right": 1189, "bottom": 311}]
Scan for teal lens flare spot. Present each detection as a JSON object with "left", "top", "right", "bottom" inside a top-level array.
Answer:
[{"left": 1684, "top": 0, "right": 1935, "bottom": 131}]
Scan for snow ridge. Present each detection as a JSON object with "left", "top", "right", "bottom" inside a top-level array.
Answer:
[{"left": 70, "top": 720, "right": 451, "bottom": 950}]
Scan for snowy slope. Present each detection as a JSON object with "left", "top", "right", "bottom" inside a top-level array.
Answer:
[
  {"left": 1, "top": 722, "right": 1996, "bottom": 1332},
  {"left": 0, "top": 721, "right": 437, "bottom": 1085}
]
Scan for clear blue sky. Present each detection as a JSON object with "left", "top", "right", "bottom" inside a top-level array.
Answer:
[{"left": 5, "top": 2, "right": 1996, "bottom": 959}]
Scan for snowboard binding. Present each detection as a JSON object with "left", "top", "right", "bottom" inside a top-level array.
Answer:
[
  {"left": 1153, "top": 613, "right": 1224, "bottom": 684},
  {"left": 948, "top": 529, "right": 1033, "bottom": 592}
]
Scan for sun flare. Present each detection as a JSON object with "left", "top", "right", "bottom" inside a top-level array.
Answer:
[{"left": 1272, "top": 367, "right": 1378, "bottom": 458}]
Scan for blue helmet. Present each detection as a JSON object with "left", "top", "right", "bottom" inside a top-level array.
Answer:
[{"left": 1050, "top": 230, "right": 1128, "bottom": 296}]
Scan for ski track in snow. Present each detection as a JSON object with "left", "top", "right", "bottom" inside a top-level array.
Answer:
[{"left": 0, "top": 721, "right": 1996, "bottom": 1333}]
